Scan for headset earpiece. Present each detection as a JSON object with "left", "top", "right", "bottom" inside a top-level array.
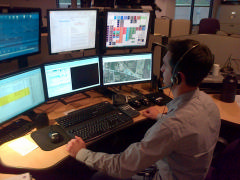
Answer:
[
  {"left": 176, "top": 73, "right": 182, "bottom": 85},
  {"left": 171, "top": 72, "right": 181, "bottom": 85}
]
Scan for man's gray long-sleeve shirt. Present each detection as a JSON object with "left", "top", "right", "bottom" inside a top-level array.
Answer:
[{"left": 76, "top": 89, "right": 221, "bottom": 180}]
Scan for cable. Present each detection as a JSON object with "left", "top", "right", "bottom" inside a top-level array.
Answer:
[{"left": 158, "top": 86, "right": 172, "bottom": 120}]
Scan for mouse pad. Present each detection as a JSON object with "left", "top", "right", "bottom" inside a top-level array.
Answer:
[{"left": 31, "top": 125, "right": 71, "bottom": 151}]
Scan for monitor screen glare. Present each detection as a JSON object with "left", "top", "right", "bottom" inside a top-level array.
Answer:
[
  {"left": 102, "top": 53, "right": 152, "bottom": 86},
  {"left": 106, "top": 11, "right": 150, "bottom": 48},
  {"left": 0, "top": 12, "right": 40, "bottom": 61},
  {"left": 0, "top": 68, "right": 45, "bottom": 124},
  {"left": 48, "top": 10, "right": 97, "bottom": 54},
  {"left": 44, "top": 57, "right": 100, "bottom": 99}
]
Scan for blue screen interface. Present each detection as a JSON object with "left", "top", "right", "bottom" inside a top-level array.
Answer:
[{"left": 0, "top": 12, "right": 40, "bottom": 61}]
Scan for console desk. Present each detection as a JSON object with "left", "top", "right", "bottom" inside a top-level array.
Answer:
[{"left": 0, "top": 85, "right": 239, "bottom": 171}]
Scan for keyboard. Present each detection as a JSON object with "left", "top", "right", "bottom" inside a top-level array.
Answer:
[
  {"left": 0, "top": 119, "right": 34, "bottom": 145},
  {"left": 56, "top": 101, "right": 115, "bottom": 128},
  {"left": 66, "top": 110, "right": 133, "bottom": 142},
  {"left": 145, "top": 92, "right": 172, "bottom": 106},
  {"left": 56, "top": 101, "right": 133, "bottom": 142}
]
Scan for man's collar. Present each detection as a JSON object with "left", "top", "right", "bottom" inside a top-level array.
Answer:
[{"left": 167, "top": 88, "right": 200, "bottom": 112}]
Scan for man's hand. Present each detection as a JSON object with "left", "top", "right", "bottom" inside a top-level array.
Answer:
[
  {"left": 142, "top": 106, "right": 160, "bottom": 119},
  {"left": 66, "top": 136, "right": 86, "bottom": 158}
]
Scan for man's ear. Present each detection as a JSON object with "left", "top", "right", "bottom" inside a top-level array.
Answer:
[{"left": 177, "top": 72, "right": 185, "bottom": 85}]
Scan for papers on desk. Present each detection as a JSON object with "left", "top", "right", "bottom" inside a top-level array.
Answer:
[
  {"left": 8, "top": 137, "right": 38, "bottom": 156},
  {"left": 236, "top": 95, "right": 240, "bottom": 107},
  {"left": 4, "top": 173, "right": 32, "bottom": 180}
]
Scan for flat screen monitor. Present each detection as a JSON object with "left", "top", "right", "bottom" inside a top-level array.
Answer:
[
  {"left": 0, "top": 67, "right": 45, "bottom": 125},
  {"left": 43, "top": 56, "right": 100, "bottom": 100},
  {"left": 47, "top": 9, "right": 98, "bottom": 54},
  {"left": 0, "top": 8, "right": 41, "bottom": 67},
  {"left": 101, "top": 52, "right": 152, "bottom": 86},
  {"left": 105, "top": 10, "right": 150, "bottom": 49}
]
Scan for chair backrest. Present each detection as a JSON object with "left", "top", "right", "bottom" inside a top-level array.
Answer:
[
  {"left": 199, "top": 18, "right": 220, "bottom": 34},
  {"left": 205, "top": 138, "right": 240, "bottom": 180}
]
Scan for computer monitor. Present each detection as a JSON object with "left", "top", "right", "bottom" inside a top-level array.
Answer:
[
  {"left": 47, "top": 9, "right": 98, "bottom": 54},
  {"left": 43, "top": 56, "right": 100, "bottom": 100},
  {"left": 101, "top": 52, "right": 152, "bottom": 86},
  {"left": 104, "top": 10, "right": 151, "bottom": 49},
  {"left": 0, "top": 8, "right": 41, "bottom": 68},
  {"left": 0, "top": 67, "right": 45, "bottom": 125}
]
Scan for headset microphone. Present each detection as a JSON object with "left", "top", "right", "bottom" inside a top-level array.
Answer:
[
  {"left": 158, "top": 84, "right": 172, "bottom": 90},
  {"left": 157, "top": 76, "right": 172, "bottom": 91}
]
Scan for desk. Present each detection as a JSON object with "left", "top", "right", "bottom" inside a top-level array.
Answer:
[
  {"left": 0, "top": 85, "right": 239, "bottom": 170},
  {"left": 211, "top": 94, "right": 240, "bottom": 124}
]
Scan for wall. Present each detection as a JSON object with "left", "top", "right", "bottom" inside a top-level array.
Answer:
[
  {"left": 217, "top": 4, "right": 240, "bottom": 34},
  {"left": 155, "top": 0, "right": 176, "bottom": 19}
]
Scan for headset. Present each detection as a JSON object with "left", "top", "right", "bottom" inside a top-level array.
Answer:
[{"left": 159, "top": 43, "right": 200, "bottom": 90}]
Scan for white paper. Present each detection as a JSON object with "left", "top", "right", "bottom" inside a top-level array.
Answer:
[
  {"left": 236, "top": 95, "right": 240, "bottom": 106},
  {"left": 8, "top": 137, "right": 38, "bottom": 156},
  {"left": 5, "top": 173, "right": 32, "bottom": 180}
]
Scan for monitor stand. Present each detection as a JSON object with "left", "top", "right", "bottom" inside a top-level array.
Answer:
[
  {"left": 23, "top": 110, "right": 49, "bottom": 129},
  {"left": 96, "top": 87, "right": 117, "bottom": 99},
  {"left": 58, "top": 92, "right": 91, "bottom": 105},
  {"left": 23, "top": 110, "right": 38, "bottom": 120},
  {"left": 17, "top": 56, "right": 29, "bottom": 69}
]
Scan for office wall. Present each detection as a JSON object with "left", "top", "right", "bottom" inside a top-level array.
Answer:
[
  {"left": 155, "top": 0, "right": 176, "bottom": 19},
  {"left": 217, "top": 4, "right": 240, "bottom": 34}
]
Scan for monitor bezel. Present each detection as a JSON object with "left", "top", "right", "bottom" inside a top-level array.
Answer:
[
  {"left": 47, "top": 8, "right": 99, "bottom": 55},
  {"left": 0, "top": 66, "right": 46, "bottom": 126},
  {"left": 102, "top": 9, "right": 152, "bottom": 50},
  {"left": 0, "top": 7, "right": 42, "bottom": 64},
  {"left": 42, "top": 56, "right": 101, "bottom": 101},
  {"left": 100, "top": 52, "right": 153, "bottom": 87}
]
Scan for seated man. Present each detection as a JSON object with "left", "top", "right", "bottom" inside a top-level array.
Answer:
[{"left": 66, "top": 39, "right": 221, "bottom": 180}]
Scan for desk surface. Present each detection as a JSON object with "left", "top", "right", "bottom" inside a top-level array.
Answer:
[
  {"left": 0, "top": 84, "right": 239, "bottom": 170},
  {"left": 210, "top": 94, "right": 240, "bottom": 124}
]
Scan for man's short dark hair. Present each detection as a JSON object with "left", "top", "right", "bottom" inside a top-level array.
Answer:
[{"left": 168, "top": 39, "right": 214, "bottom": 87}]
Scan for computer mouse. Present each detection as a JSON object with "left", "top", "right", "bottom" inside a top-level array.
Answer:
[
  {"left": 49, "top": 132, "right": 62, "bottom": 144},
  {"left": 129, "top": 99, "right": 141, "bottom": 108},
  {"left": 140, "top": 98, "right": 150, "bottom": 106}
]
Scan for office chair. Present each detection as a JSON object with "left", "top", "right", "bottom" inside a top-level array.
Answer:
[
  {"left": 205, "top": 138, "right": 240, "bottom": 180},
  {"left": 198, "top": 18, "right": 220, "bottom": 34}
]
